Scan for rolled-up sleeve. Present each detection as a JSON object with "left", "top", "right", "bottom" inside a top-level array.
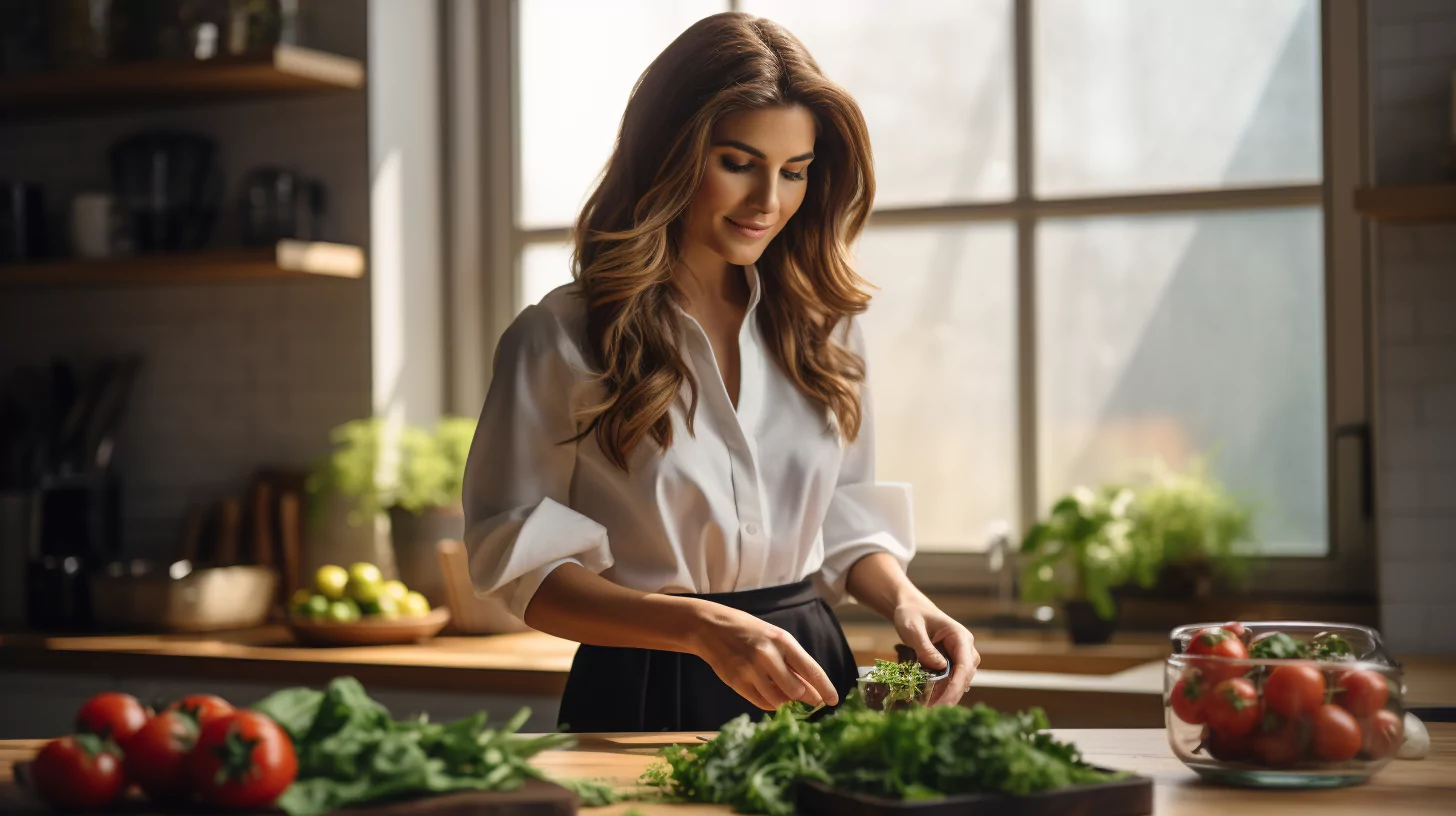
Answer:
[
  {"left": 462, "top": 306, "right": 613, "bottom": 620},
  {"left": 816, "top": 319, "right": 915, "bottom": 606}
]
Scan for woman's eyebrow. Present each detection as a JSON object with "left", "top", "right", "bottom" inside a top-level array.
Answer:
[{"left": 714, "top": 139, "right": 815, "bottom": 163}]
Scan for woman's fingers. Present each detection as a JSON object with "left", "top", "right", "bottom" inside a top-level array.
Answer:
[
  {"left": 901, "top": 616, "right": 948, "bottom": 673},
  {"left": 932, "top": 629, "right": 980, "bottom": 706},
  {"left": 780, "top": 638, "right": 840, "bottom": 707}
]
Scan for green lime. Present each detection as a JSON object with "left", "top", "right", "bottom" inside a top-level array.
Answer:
[
  {"left": 303, "top": 594, "right": 330, "bottom": 619},
  {"left": 346, "top": 562, "right": 384, "bottom": 603},
  {"left": 373, "top": 594, "right": 401, "bottom": 620},
  {"left": 382, "top": 580, "right": 409, "bottom": 601},
  {"left": 401, "top": 591, "right": 431, "bottom": 618},
  {"left": 314, "top": 565, "right": 349, "bottom": 600},
  {"left": 290, "top": 588, "right": 313, "bottom": 608},
  {"left": 326, "top": 598, "right": 360, "bottom": 623}
]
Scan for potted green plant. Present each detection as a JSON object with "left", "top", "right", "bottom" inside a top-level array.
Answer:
[
  {"left": 1125, "top": 460, "right": 1254, "bottom": 599},
  {"left": 308, "top": 416, "right": 477, "bottom": 608},
  {"left": 1019, "top": 485, "right": 1147, "bottom": 644}
]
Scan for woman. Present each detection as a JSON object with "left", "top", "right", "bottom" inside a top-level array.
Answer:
[{"left": 463, "top": 12, "right": 979, "bottom": 733}]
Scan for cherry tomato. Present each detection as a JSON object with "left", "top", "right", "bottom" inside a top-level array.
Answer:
[
  {"left": 1252, "top": 719, "right": 1305, "bottom": 767},
  {"left": 1170, "top": 670, "right": 1209, "bottom": 725},
  {"left": 1186, "top": 627, "right": 1250, "bottom": 684},
  {"left": 75, "top": 691, "right": 150, "bottom": 743},
  {"left": 1264, "top": 665, "right": 1326, "bottom": 720},
  {"left": 1201, "top": 725, "right": 1255, "bottom": 762},
  {"left": 124, "top": 711, "right": 201, "bottom": 803},
  {"left": 29, "top": 734, "right": 126, "bottom": 809},
  {"left": 190, "top": 710, "right": 297, "bottom": 809},
  {"left": 1312, "top": 704, "right": 1362, "bottom": 761},
  {"left": 1204, "top": 677, "right": 1261, "bottom": 739},
  {"left": 1362, "top": 709, "right": 1404, "bottom": 758},
  {"left": 1334, "top": 669, "right": 1390, "bottom": 718},
  {"left": 165, "top": 694, "right": 235, "bottom": 727},
  {"left": 1222, "top": 621, "right": 1249, "bottom": 643}
]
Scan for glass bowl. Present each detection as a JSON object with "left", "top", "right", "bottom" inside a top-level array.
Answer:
[
  {"left": 856, "top": 643, "right": 952, "bottom": 711},
  {"left": 1165, "top": 621, "right": 1405, "bottom": 789}
]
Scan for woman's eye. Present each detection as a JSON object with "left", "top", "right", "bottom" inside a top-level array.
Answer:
[
  {"left": 781, "top": 169, "right": 806, "bottom": 182},
  {"left": 720, "top": 156, "right": 753, "bottom": 173}
]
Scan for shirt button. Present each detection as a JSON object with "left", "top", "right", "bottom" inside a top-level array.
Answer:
[{"left": 743, "top": 523, "right": 759, "bottom": 537}]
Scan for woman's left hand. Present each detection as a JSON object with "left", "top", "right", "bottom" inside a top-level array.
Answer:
[{"left": 891, "top": 601, "right": 980, "bottom": 706}]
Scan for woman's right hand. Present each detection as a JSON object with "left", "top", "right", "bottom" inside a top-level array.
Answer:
[{"left": 686, "top": 601, "right": 840, "bottom": 711}]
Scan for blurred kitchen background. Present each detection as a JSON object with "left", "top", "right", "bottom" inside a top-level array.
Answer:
[{"left": 1, "top": 0, "right": 1454, "bottom": 734}]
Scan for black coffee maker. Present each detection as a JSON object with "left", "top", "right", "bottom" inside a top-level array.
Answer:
[{"left": 110, "top": 131, "right": 222, "bottom": 252}]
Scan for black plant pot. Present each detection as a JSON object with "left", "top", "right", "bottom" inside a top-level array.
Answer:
[{"left": 1063, "top": 599, "right": 1118, "bottom": 645}]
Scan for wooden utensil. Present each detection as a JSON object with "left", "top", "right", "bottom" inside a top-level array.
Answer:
[{"left": 214, "top": 497, "right": 241, "bottom": 567}]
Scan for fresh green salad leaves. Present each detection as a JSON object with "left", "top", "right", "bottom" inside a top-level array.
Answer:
[
  {"left": 864, "top": 658, "right": 931, "bottom": 703},
  {"left": 1247, "top": 630, "right": 1355, "bottom": 661},
  {"left": 644, "top": 695, "right": 1122, "bottom": 816},
  {"left": 253, "top": 677, "right": 572, "bottom": 816}
]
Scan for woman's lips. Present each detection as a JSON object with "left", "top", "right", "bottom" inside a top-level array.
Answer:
[{"left": 725, "top": 217, "right": 771, "bottom": 239}]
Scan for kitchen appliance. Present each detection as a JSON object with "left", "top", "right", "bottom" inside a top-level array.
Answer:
[
  {"left": 109, "top": 131, "right": 221, "bottom": 252},
  {"left": 0, "top": 182, "right": 47, "bottom": 261},
  {"left": 239, "top": 165, "right": 325, "bottom": 246}
]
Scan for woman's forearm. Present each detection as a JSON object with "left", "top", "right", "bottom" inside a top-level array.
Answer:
[
  {"left": 521, "top": 562, "right": 709, "bottom": 653},
  {"left": 844, "top": 551, "right": 932, "bottom": 617}
]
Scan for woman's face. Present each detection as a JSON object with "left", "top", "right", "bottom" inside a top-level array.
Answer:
[{"left": 681, "top": 105, "right": 817, "bottom": 268}]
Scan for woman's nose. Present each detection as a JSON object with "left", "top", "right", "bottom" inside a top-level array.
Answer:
[{"left": 748, "top": 174, "right": 779, "bottom": 215}]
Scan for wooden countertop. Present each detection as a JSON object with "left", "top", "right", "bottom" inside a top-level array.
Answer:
[
  {"left": 4, "top": 626, "right": 1453, "bottom": 715},
  {"left": 2, "top": 725, "right": 1452, "bottom": 814}
]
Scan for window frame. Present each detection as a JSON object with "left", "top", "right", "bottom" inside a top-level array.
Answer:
[{"left": 449, "top": 0, "right": 1375, "bottom": 601}]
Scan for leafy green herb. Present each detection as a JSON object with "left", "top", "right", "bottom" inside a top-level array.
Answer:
[
  {"left": 554, "top": 777, "right": 632, "bottom": 807},
  {"left": 1304, "top": 631, "right": 1354, "bottom": 660},
  {"left": 253, "top": 677, "right": 572, "bottom": 816},
  {"left": 643, "top": 695, "right": 1121, "bottom": 816},
  {"left": 1245, "top": 631, "right": 1355, "bottom": 661},
  {"left": 865, "top": 658, "right": 930, "bottom": 703},
  {"left": 1248, "top": 632, "right": 1302, "bottom": 660}
]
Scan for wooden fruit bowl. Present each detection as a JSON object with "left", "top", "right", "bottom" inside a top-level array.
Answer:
[{"left": 288, "top": 607, "right": 451, "bottom": 646}]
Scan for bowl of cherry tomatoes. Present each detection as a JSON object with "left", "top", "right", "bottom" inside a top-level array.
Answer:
[{"left": 1165, "top": 621, "right": 1405, "bottom": 789}]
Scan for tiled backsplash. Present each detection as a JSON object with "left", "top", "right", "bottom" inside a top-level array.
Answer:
[
  {"left": 0, "top": 10, "right": 371, "bottom": 561},
  {"left": 1371, "top": 0, "right": 1456, "bottom": 654}
]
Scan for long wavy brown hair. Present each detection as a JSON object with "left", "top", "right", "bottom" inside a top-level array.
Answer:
[{"left": 572, "top": 12, "right": 875, "bottom": 471}]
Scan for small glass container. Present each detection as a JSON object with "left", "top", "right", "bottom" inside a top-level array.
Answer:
[{"left": 1165, "top": 621, "right": 1405, "bottom": 789}]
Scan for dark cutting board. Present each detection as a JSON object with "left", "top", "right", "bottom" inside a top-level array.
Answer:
[
  {"left": 795, "top": 770, "right": 1153, "bottom": 816},
  {"left": 0, "top": 766, "right": 578, "bottom": 815}
]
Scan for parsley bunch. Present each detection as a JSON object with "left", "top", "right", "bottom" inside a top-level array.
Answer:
[
  {"left": 864, "top": 658, "right": 931, "bottom": 704},
  {"left": 645, "top": 696, "right": 1120, "bottom": 815}
]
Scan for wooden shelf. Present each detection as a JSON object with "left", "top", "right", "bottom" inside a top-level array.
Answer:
[
  {"left": 0, "top": 45, "right": 364, "bottom": 118},
  {"left": 0, "top": 240, "right": 365, "bottom": 288},
  {"left": 1354, "top": 184, "right": 1456, "bottom": 223}
]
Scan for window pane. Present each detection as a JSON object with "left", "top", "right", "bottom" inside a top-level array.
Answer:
[
  {"left": 1035, "top": 0, "right": 1320, "bottom": 197},
  {"left": 745, "top": 0, "right": 1014, "bottom": 207},
  {"left": 856, "top": 224, "right": 1017, "bottom": 551},
  {"left": 1037, "top": 208, "right": 1327, "bottom": 555},
  {"left": 520, "top": 242, "right": 574, "bottom": 313},
  {"left": 518, "top": 0, "right": 725, "bottom": 229}
]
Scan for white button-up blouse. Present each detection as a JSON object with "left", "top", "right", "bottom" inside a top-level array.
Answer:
[{"left": 462, "top": 265, "right": 915, "bottom": 620}]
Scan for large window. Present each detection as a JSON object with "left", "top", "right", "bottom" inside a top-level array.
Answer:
[{"left": 510, "top": 0, "right": 1344, "bottom": 559}]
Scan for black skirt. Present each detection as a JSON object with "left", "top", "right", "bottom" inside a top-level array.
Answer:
[{"left": 556, "top": 579, "right": 859, "bottom": 733}]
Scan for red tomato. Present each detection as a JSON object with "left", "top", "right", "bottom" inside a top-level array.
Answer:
[
  {"left": 124, "top": 711, "right": 201, "bottom": 803},
  {"left": 29, "top": 734, "right": 126, "bottom": 809},
  {"left": 75, "top": 691, "right": 150, "bottom": 743},
  {"left": 1222, "top": 621, "right": 1249, "bottom": 643},
  {"left": 1312, "top": 704, "right": 1362, "bottom": 761},
  {"left": 1201, "top": 725, "right": 1255, "bottom": 762},
  {"left": 1334, "top": 669, "right": 1390, "bottom": 718},
  {"left": 1186, "top": 627, "right": 1250, "bottom": 684},
  {"left": 190, "top": 710, "right": 297, "bottom": 809},
  {"left": 165, "top": 694, "right": 235, "bottom": 727},
  {"left": 1170, "top": 670, "right": 1209, "bottom": 725},
  {"left": 1204, "top": 677, "right": 1262, "bottom": 739},
  {"left": 1264, "top": 665, "right": 1326, "bottom": 720},
  {"left": 1362, "top": 709, "right": 1404, "bottom": 758},
  {"left": 1252, "top": 720, "right": 1305, "bottom": 767}
]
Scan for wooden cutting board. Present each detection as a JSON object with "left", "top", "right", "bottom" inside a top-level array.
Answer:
[{"left": 0, "top": 772, "right": 578, "bottom": 815}]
